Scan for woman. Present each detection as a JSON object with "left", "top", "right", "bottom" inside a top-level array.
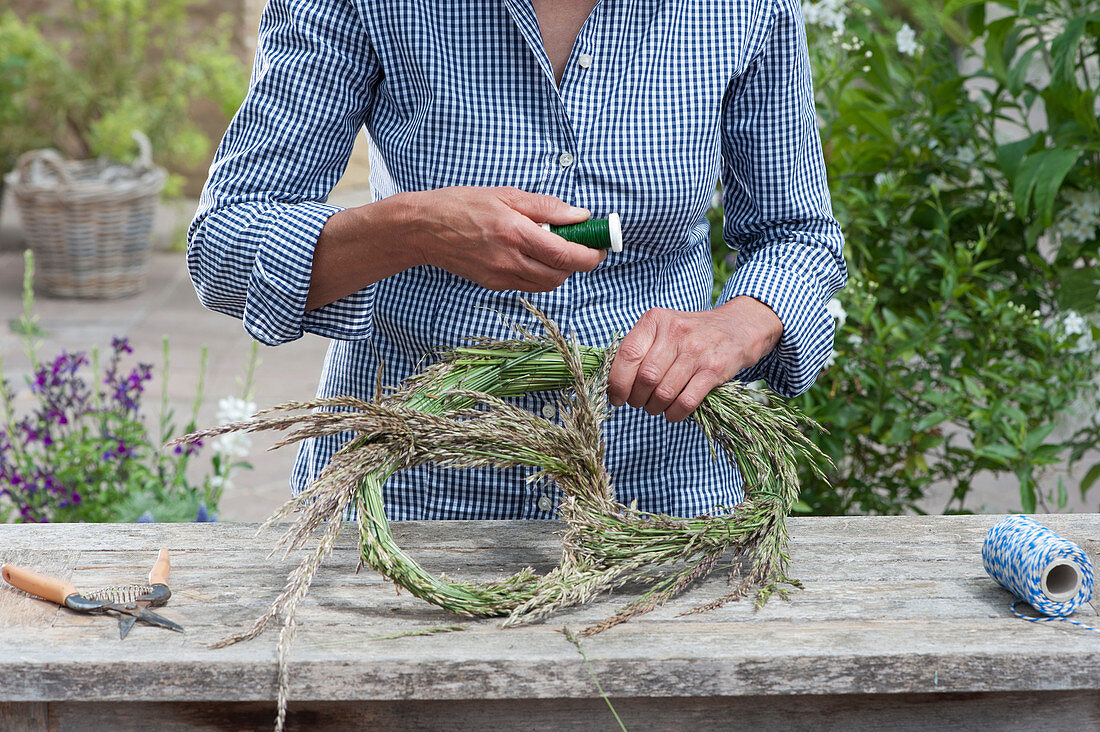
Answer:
[{"left": 187, "top": 0, "right": 847, "bottom": 520}]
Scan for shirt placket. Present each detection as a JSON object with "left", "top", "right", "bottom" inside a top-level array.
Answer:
[
  {"left": 502, "top": 0, "right": 608, "bottom": 519},
  {"left": 556, "top": 4, "right": 602, "bottom": 173}
]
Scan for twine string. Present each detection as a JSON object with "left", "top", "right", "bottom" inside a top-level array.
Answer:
[
  {"left": 1009, "top": 600, "right": 1100, "bottom": 634},
  {"left": 982, "top": 515, "right": 1097, "bottom": 633}
]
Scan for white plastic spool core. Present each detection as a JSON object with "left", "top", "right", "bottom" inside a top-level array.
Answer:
[
  {"left": 608, "top": 212, "right": 623, "bottom": 253},
  {"left": 1041, "top": 560, "right": 1083, "bottom": 602}
]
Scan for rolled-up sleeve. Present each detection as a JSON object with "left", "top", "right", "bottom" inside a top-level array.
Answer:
[
  {"left": 187, "top": 0, "right": 382, "bottom": 346},
  {"left": 717, "top": 0, "right": 847, "bottom": 397}
]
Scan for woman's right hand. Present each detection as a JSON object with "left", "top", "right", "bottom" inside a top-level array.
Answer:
[
  {"left": 307, "top": 186, "right": 605, "bottom": 311},
  {"left": 407, "top": 186, "right": 604, "bottom": 292}
]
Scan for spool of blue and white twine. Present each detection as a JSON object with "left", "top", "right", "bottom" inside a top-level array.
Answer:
[{"left": 982, "top": 515, "right": 1097, "bottom": 632}]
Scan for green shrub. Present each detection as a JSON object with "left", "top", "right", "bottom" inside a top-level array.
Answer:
[
  {"left": 0, "top": 12, "right": 63, "bottom": 177},
  {"left": 0, "top": 1, "right": 246, "bottom": 193},
  {"left": 714, "top": 0, "right": 1100, "bottom": 514}
]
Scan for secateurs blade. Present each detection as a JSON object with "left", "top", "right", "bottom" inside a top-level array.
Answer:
[{"left": 1, "top": 547, "right": 184, "bottom": 639}]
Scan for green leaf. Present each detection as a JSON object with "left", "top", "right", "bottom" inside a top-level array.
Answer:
[
  {"left": 1073, "top": 89, "right": 1100, "bottom": 138},
  {"left": 983, "top": 16, "right": 1019, "bottom": 83},
  {"left": 1006, "top": 45, "right": 1039, "bottom": 96},
  {"left": 1013, "top": 148, "right": 1081, "bottom": 225},
  {"left": 1022, "top": 422, "right": 1057, "bottom": 452},
  {"left": 887, "top": 418, "right": 912, "bottom": 446},
  {"left": 1049, "top": 17, "right": 1087, "bottom": 96},
  {"left": 996, "top": 133, "right": 1041, "bottom": 181},
  {"left": 1018, "top": 471, "right": 1037, "bottom": 514},
  {"left": 1031, "top": 148, "right": 1081, "bottom": 227},
  {"left": 1082, "top": 463, "right": 1100, "bottom": 499},
  {"left": 961, "top": 375, "right": 985, "bottom": 401},
  {"left": 972, "top": 444, "right": 1019, "bottom": 466},
  {"left": 963, "top": 3, "right": 986, "bottom": 36},
  {"left": 914, "top": 411, "right": 948, "bottom": 433}
]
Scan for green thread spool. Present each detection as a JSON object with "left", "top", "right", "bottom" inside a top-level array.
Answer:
[{"left": 541, "top": 212, "right": 623, "bottom": 252}]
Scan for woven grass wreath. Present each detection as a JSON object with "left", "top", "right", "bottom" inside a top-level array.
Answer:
[{"left": 174, "top": 302, "right": 827, "bottom": 727}]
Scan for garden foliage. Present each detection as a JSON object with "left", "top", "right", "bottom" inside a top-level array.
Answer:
[
  {"left": 0, "top": 1, "right": 246, "bottom": 193},
  {"left": 711, "top": 0, "right": 1100, "bottom": 514},
  {"left": 0, "top": 254, "right": 255, "bottom": 523}
]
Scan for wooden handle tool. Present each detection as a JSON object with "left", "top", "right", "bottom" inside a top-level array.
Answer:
[
  {"left": 148, "top": 547, "right": 170, "bottom": 587},
  {"left": 2, "top": 563, "right": 80, "bottom": 606}
]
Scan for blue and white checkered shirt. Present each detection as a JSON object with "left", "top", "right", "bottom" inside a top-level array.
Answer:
[{"left": 188, "top": 0, "right": 846, "bottom": 520}]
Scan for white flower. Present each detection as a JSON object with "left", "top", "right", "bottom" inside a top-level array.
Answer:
[
  {"left": 214, "top": 432, "right": 252, "bottom": 460},
  {"left": 1058, "top": 310, "right": 1095, "bottom": 354},
  {"left": 955, "top": 145, "right": 978, "bottom": 165},
  {"left": 212, "top": 396, "right": 257, "bottom": 459},
  {"left": 1053, "top": 189, "right": 1100, "bottom": 246},
  {"left": 1070, "top": 331, "right": 1094, "bottom": 355},
  {"left": 216, "top": 396, "right": 257, "bottom": 424},
  {"left": 1062, "top": 310, "right": 1087, "bottom": 337},
  {"left": 826, "top": 297, "right": 847, "bottom": 327},
  {"left": 822, "top": 348, "right": 839, "bottom": 371},
  {"left": 846, "top": 333, "right": 863, "bottom": 348},
  {"left": 896, "top": 24, "right": 920, "bottom": 56},
  {"left": 802, "top": 0, "right": 847, "bottom": 33}
]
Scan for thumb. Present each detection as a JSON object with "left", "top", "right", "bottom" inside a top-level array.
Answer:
[{"left": 497, "top": 188, "right": 590, "bottom": 226}]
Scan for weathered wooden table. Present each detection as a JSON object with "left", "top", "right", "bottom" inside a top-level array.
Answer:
[{"left": 1, "top": 515, "right": 1097, "bottom": 731}]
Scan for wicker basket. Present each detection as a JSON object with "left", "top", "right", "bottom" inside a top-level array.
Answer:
[{"left": 4, "top": 132, "right": 167, "bottom": 298}]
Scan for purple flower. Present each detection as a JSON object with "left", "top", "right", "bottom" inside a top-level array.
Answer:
[
  {"left": 102, "top": 440, "right": 133, "bottom": 461},
  {"left": 21, "top": 422, "right": 53, "bottom": 447},
  {"left": 173, "top": 438, "right": 203, "bottom": 457},
  {"left": 136, "top": 511, "right": 156, "bottom": 523},
  {"left": 43, "top": 476, "right": 64, "bottom": 495}
]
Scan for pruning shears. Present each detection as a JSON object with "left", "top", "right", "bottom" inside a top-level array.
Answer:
[{"left": 1, "top": 548, "right": 184, "bottom": 639}]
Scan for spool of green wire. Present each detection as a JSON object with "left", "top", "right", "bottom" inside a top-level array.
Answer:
[{"left": 541, "top": 212, "right": 623, "bottom": 252}]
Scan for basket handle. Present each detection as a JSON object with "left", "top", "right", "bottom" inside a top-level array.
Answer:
[
  {"left": 131, "top": 130, "right": 154, "bottom": 173},
  {"left": 15, "top": 149, "right": 73, "bottom": 187}
]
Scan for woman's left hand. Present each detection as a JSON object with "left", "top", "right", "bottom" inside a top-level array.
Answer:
[{"left": 607, "top": 296, "right": 783, "bottom": 422}]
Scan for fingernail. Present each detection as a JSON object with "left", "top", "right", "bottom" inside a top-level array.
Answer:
[
  {"left": 569, "top": 206, "right": 590, "bottom": 217},
  {"left": 609, "top": 396, "right": 623, "bottom": 407}
]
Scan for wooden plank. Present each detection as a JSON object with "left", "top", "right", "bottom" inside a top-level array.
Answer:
[
  {"left": 0, "top": 514, "right": 1093, "bottom": 552},
  {"left": 7, "top": 547, "right": 1093, "bottom": 634},
  {"left": 0, "top": 702, "right": 47, "bottom": 732},
  {"left": 43, "top": 690, "right": 1100, "bottom": 731},
  {"left": 1, "top": 616, "right": 1098, "bottom": 701},
  {"left": 0, "top": 517, "right": 1097, "bottom": 706}
]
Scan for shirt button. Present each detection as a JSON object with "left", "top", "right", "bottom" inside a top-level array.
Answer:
[
  {"left": 540, "top": 403, "right": 557, "bottom": 420},
  {"left": 577, "top": 53, "right": 593, "bottom": 69},
  {"left": 537, "top": 494, "right": 554, "bottom": 512},
  {"left": 558, "top": 152, "right": 574, "bottom": 168}
]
